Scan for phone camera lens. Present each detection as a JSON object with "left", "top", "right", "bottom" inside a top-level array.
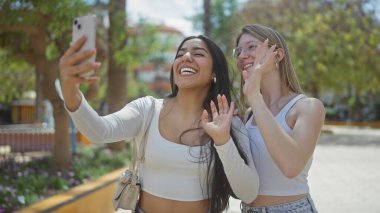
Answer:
[
  {"left": 77, "top": 24, "right": 81, "bottom": 30},
  {"left": 74, "top": 20, "right": 78, "bottom": 25}
]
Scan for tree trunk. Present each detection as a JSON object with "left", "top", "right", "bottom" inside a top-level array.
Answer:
[
  {"left": 203, "top": 0, "right": 211, "bottom": 37},
  {"left": 106, "top": 0, "right": 128, "bottom": 151},
  {"left": 30, "top": 32, "right": 72, "bottom": 170},
  {"left": 51, "top": 100, "right": 71, "bottom": 169},
  {"left": 350, "top": 95, "right": 363, "bottom": 122},
  {"left": 40, "top": 62, "right": 72, "bottom": 170}
]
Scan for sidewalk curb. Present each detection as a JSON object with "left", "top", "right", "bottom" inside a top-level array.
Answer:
[{"left": 320, "top": 125, "right": 380, "bottom": 146}]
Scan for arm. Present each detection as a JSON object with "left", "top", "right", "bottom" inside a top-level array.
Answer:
[
  {"left": 59, "top": 36, "right": 101, "bottom": 112},
  {"left": 59, "top": 36, "right": 152, "bottom": 144},
  {"left": 67, "top": 94, "right": 151, "bottom": 143},
  {"left": 251, "top": 95, "right": 325, "bottom": 178},
  {"left": 215, "top": 117, "right": 259, "bottom": 204},
  {"left": 242, "top": 39, "right": 325, "bottom": 178},
  {"left": 201, "top": 95, "right": 259, "bottom": 203}
]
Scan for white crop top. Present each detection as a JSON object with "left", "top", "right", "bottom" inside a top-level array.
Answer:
[
  {"left": 246, "top": 94, "right": 312, "bottom": 196},
  {"left": 140, "top": 99, "right": 210, "bottom": 200},
  {"left": 67, "top": 95, "right": 259, "bottom": 203}
]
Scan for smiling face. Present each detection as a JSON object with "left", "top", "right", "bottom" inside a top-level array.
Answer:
[
  {"left": 235, "top": 33, "right": 262, "bottom": 73},
  {"left": 235, "top": 25, "right": 303, "bottom": 108},
  {"left": 172, "top": 38, "right": 214, "bottom": 91}
]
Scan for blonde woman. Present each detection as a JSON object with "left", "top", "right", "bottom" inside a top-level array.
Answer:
[{"left": 234, "top": 24, "right": 324, "bottom": 213}]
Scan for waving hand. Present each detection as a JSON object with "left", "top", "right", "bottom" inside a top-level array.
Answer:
[
  {"left": 242, "top": 39, "right": 277, "bottom": 105},
  {"left": 201, "top": 94, "right": 234, "bottom": 145}
]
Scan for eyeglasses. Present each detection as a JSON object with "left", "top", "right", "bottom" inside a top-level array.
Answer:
[{"left": 232, "top": 43, "right": 258, "bottom": 59}]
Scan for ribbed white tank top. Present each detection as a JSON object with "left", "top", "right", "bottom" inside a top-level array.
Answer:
[{"left": 246, "top": 94, "right": 312, "bottom": 196}]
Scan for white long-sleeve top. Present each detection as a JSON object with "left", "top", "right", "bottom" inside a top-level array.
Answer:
[{"left": 67, "top": 95, "right": 259, "bottom": 203}]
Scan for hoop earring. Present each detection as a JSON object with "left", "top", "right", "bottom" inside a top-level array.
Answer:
[{"left": 213, "top": 77, "right": 216, "bottom": 83}]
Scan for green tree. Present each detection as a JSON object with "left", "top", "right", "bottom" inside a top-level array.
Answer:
[
  {"left": 203, "top": 0, "right": 212, "bottom": 37},
  {"left": 93, "top": 20, "right": 171, "bottom": 107},
  {"left": 0, "top": 49, "right": 35, "bottom": 103},
  {"left": 193, "top": 0, "right": 239, "bottom": 52},
  {"left": 232, "top": 0, "right": 380, "bottom": 120},
  {"left": 104, "top": 0, "right": 128, "bottom": 151},
  {"left": 192, "top": 0, "right": 242, "bottom": 104},
  {"left": 0, "top": 0, "right": 92, "bottom": 169},
  {"left": 118, "top": 20, "right": 172, "bottom": 70},
  {"left": 115, "top": 19, "right": 175, "bottom": 98}
]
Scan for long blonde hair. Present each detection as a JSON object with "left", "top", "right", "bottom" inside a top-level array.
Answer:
[{"left": 235, "top": 24, "right": 302, "bottom": 109}]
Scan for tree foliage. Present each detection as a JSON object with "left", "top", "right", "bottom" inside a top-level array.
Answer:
[
  {"left": 193, "top": 0, "right": 239, "bottom": 52},
  {"left": 0, "top": 49, "right": 34, "bottom": 103},
  {"left": 0, "top": 0, "right": 89, "bottom": 104},
  {"left": 89, "top": 20, "right": 171, "bottom": 109},
  {"left": 0, "top": 0, "right": 94, "bottom": 169},
  {"left": 227, "top": 0, "right": 380, "bottom": 120},
  {"left": 233, "top": 0, "right": 380, "bottom": 97},
  {"left": 117, "top": 20, "right": 173, "bottom": 70}
]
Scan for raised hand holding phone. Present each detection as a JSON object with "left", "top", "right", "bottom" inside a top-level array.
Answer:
[
  {"left": 72, "top": 14, "right": 96, "bottom": 78},
  {"left": 58, "top": 15, "right": 100, "bottom": 111}
]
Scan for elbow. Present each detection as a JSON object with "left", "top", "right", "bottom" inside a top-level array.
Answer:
[
  {"left": 241, "top": 178, "right": 259, "bottom": 204},
  {"left": 85, "top": 136, "right": 104, "bottom": 144},
  {"left": 284, "top": 171, "right": 299, "bottom": 179},
  {"left": 248, "top": 185, "right": 259, "bottom": 204},
  {"left": 242, "top": 189, "right": 259, "bottom": 204},
  {"left": 90, "top": 138, "right": 105, "bottom": 144},
  {"left": 278, "top": 159, "right": 305, "bottom": 179},
  {"left": 281, "top": 166, "right": 302, "bottom": 179},
  {"left": 80, "top": 132, "right": 106, "bottom": 144}
]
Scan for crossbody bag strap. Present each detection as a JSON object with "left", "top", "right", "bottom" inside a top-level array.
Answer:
[
  {"left": 130, "top": 97, "right": 156, "bottom": 185},
  {"left": 130, "top": 97, "right": 156, "bottom": 179},
  {"left": 137, "top": 96, "right": 155, "bottom": 162},
  {"left": 130, "top": 139, "right": 138, "bottom": 171}
]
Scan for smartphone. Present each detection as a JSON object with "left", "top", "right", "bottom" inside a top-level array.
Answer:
[{"left": 72, "top": 14, "right": 96, "bottom": 78}]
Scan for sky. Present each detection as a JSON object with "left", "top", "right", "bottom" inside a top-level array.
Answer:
[
  {"left": 127, "top": 0, "right": 203, "bottom": 36},
  {"left": 106, "top": 0, "right": 379, "bottom": 36}
]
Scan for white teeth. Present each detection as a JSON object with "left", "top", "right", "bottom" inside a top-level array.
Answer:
[
  {"left": 180, "top": 67, "right": 196, "bottom": 75},
  {"left": 244, "top": 64, "right": 253, "bottom": 69}
]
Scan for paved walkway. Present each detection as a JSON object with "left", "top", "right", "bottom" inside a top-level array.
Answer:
[{"left": 225, "top": 125, "right": 380, "bottom": 213}]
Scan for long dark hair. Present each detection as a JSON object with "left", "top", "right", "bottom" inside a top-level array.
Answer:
[{"left": 168, "top": 35, "right": 249, "bottom": 213}]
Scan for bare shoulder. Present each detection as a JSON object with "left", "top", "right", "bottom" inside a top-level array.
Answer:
[
  {"left": 298, "top": 97, "right": 325, "bottom": 111},
  {"left": 287, "top": 97, "right": 324, "bottom": 129},
  {"left": 296, "top": 97, "right": 325, "bottom": 119}
]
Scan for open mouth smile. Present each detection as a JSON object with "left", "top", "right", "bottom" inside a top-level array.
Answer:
[{"left": 179, "top": 67, "right": 197, "bottom": 76}]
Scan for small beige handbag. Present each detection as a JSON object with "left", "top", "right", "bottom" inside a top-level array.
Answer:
[{"left": 113, "top": 97, "right": 155, "bottom": 212}]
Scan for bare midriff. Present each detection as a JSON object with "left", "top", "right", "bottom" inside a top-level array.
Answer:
[
  {"left": 248, "top": 193, "right": 309, "bottom": 207},
  {"left": 139, "top": 191, "right": 210, "bottom": 213}
]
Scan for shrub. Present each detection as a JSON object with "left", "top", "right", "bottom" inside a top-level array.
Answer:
[{"left": 0, "top": 145, "right": 129, "bottom": 213}]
